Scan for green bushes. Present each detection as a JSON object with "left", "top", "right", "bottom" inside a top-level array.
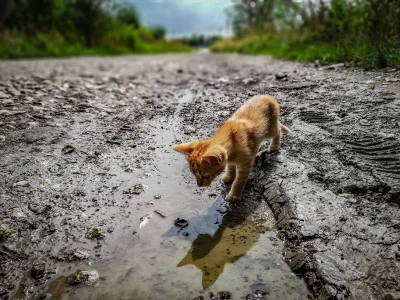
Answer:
[
  {"left": 0, "top": 0, "right": 190, "bottom": 59},
  {"left": 214, "top": 0, "right": 400, "bottom": 67},
  {"left": 212, "top": 34, "right": 400, "bottom": 67}
]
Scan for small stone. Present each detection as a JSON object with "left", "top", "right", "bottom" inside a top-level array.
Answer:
[
  {"left": 12, "top": 180, "right": 29, "bottom": 187},
  {"left": 174, "top": 218, "right": 188, "bottom": 229},
  {"left": 132, "top": 183, "right": 148, "bottom": 195},
  {"left": 217, "top": 77, "right": 229, "bottom": 83},
  {"left": 254, "top": 290, "right": 267, "bottom": 297},
  {"left": 242, "top": 78, "right": 257, "bottom": 84},
  {"left": 395, "top": 252, "right": 400, "bottom": 261},
  {"left": 218, "top": 291, "right": 231, "bottom": 299},
  {"left": 246, "top": 290, "right": 267, "bottom": 300},
  {"left": 85, "top": 227, "right": 106, "bottom": 240},
  {"left": 58, "top": 246, "right": 91, "bottom": 261},
  {"left": 107, "top": 227, "right": 114, "bottom": 233},
  {"left": 0, "top": 224, "right": 14, "bottom": 242},
  {"left": 153, "top": 194, "right": 162, "bottom": 200},
  {"left": 67, "top": 269, "right": 99, "bottom": 286},
  {"left": 11, "top": 207, "right": 27, "bottom": 218},
  {"left": 139, "top": 214, "right": 152, "bottom": 228},
  {"left": 275, "top": 73, "right": 288, "bottom": 80},
  {"left": 31, "top": 262, "right": 46, "bottom": 279},
  {"left": 183, "top": 125, "right": 196, "bottom": 134}
]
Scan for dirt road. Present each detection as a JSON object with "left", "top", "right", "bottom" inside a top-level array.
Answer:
[{"left": 0, "top": 53, "right": 399, "bottom": 300}]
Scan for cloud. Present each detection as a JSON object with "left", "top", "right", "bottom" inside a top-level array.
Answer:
[{"left": 130, "top": 0, "right": 232, "bottom": 37}]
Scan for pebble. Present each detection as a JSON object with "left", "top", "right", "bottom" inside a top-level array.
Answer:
[
  {"left": 13, "top": 181, "right": 29, "bottom": 187},
  {"left": 174, "top": 218, "right": 188, "bottom": 229},
  {"left": 85, "top": 227, "right": 106, "bottom": 240},
  {"left": 31, "top": 262, "right": 46, "bottom": 279},
  {"left": 67, "top": 269, "right": 99, "bottom": 286}
]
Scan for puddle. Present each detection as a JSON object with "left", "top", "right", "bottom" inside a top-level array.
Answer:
[
  {"left": 34, "top": 93, "right": 308, "bottom": 300},
  {"left": 177, "top": 216, "right": 268, "bottom": 289}
]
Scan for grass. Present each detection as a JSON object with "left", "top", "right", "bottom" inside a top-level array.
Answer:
[
  {"left": 211, "top": 33, "right": 400, "bottom": 67},
  {"left": 0, "top": 30, "right": 192, "bottom": 59}
]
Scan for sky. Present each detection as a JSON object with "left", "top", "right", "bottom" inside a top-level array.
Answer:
[{"left": 129, "top": 0, "right": 233, "bottom": 37}]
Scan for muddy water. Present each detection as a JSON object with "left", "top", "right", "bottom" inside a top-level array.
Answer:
[{"left": 45, "top": 93, "right": 310, "bottom": 300}]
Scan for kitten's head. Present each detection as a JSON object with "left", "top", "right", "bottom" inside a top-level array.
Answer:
[{"left": 172, "top": 140, "right": 227, "bottom": 187}]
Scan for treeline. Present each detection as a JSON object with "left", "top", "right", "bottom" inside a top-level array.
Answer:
[
  {"left": 213, "top": 0, "right": 400, "bottom": 67},
  {"left": 0, "top": 0, "right": 190, "bottom": 59},
  {"left": 177, "top": 34, "right": 222, "bottom": 48}
]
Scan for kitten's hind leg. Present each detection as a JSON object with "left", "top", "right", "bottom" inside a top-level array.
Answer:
[
  {"left": 222, "top": 165, "right": 236, "bottom": 183},
  {"left": 268, "top": 131, "right": 281, "bottom": 152}
]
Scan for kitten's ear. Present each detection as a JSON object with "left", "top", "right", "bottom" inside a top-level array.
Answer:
[
  {"left": 172, "top": 141, "right": 199, "bottom": 155},
  {"left": 201, "top": 155, "right": 222, "bottom": 165}
]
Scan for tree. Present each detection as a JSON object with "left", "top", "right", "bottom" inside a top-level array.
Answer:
[
  {"left": 150, "top": 26, "right": 166, "bottom": 40},
  {"left": 64, "top": 0, "right": 114, "bottom": 47},
  {"left": 116, "top": 4, "right": 141, "bottom": 28}
]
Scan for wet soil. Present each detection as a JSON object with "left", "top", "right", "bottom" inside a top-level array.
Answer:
[{"left": 0, "top": 53, "right": 399, "bottom": 300}]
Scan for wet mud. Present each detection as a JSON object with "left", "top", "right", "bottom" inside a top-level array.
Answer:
[{"left": 0, "top": 53, "right": 399, "bottom": 300}]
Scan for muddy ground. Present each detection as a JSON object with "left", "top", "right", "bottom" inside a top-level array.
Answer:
[{"left": 0, "top": 52, "right": 399, "bottom": 300}]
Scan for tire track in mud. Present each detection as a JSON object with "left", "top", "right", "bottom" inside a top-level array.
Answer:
[
  {"left": 342, "top": 135, "right": 400, "bottom": 181},
  {"left": 274, "top": 77, "right": 400, "bottom": 300},
  {"left": 299, "top": 109, "right": 336, "bottom": 124}
]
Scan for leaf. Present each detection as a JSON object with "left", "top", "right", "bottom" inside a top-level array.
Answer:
[{"left": 62, "top": 145, "right": 75, "bottom": 154}]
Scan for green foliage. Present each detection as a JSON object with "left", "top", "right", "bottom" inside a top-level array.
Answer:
[
  {"left": 217, "top": 0, "right": 400, "bottom": 67},
  {"left": 116, "top": 4, "right": 141, "bottom": 28},
  {"left": 149, "top": 26, "right": 166, "bottom": 40},
  {"left": 211, "top": 33, "right": 400, "bottom": 67},
  {"left": 0, "top": 0, "right": 190, "bottom": 58},
  {"left": 102, "top": 24, "right": 138, "bottom": 49}
]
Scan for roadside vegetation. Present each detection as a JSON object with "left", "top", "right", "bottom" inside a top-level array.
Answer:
[
  {"left": 176, "top": 34, "right": 223, "bottom": 48},
  {"left": 0, "top": 0, "right": 191, "bottom": 59},
  {"left": 211, "top": 0, "right": 400, "bottom": 68}
]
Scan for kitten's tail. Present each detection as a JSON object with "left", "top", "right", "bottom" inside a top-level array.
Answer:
[{"left": 280, "top": 123, "right": 291, "bottom": 134}]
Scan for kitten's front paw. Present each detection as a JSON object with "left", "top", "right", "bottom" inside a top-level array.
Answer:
[
  {"left": 225, "top": 193, "right": 241, "bottom": 201},
  {"left": 221, "top": 174, "right": 234, "bottom": 184},
  {"left": 268, "top": 145, "right": 280, "bottom": 152}
]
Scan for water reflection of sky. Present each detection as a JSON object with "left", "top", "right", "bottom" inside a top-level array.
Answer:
[{"left": 130, "top": 0, "right": 232, "bottom": 37}]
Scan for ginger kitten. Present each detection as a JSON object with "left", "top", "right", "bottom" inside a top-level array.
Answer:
[{"left": 172, "top": 95, "right": 291, "bottom": 201}]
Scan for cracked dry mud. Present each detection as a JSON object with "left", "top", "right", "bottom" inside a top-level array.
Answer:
[{"left": 0, "top": 52, "right": 399, "bottom": 300}]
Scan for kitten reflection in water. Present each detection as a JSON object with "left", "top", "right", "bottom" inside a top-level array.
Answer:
[{"left": 177, "top": 214, "right": 268, "bottom": 288}]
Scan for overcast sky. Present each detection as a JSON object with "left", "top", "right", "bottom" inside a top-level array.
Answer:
[{"left": 129, "top": 0, "right": 232, "bottom": 37}]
